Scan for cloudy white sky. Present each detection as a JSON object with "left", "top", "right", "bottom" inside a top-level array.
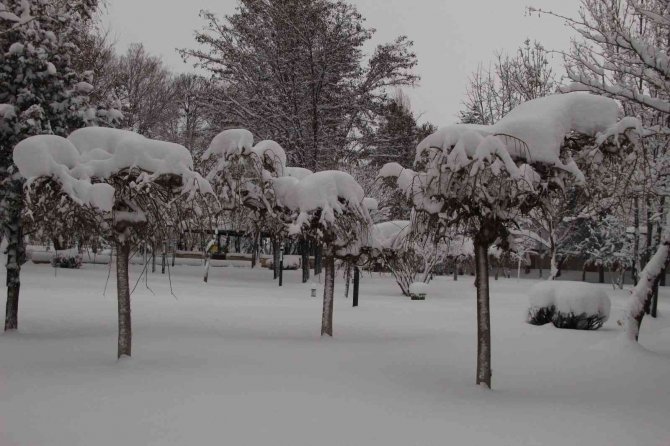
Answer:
[{"left": 102, "top": 0, "right": 581, "bottom": 125}]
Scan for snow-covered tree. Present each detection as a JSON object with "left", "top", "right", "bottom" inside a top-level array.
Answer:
[
  {"left": 535, "top": 0, "right": 670, "bottom": 333},
  {"left": 379, "top": 92, "right": 638, "bottom": 388},
  {"left": 0, "top": 0, "right": 119, "bottom": 331},
  {"left": 14, "top": 128, "right": 211, "bottom": 357},
  {"left": 181, "top": 0, "right": 418, "bottom": 171},
  {"left": 283, "top": 171, "right": 372, "bottom": 335}
]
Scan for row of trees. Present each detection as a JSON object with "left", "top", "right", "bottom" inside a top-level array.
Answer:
[{"left": 4, "top": 0, "right": 670, "bottom": 393}]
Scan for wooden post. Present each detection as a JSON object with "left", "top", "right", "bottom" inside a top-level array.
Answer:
[{"left": 353, "top": 266, "right": 359, "bottom": 307}]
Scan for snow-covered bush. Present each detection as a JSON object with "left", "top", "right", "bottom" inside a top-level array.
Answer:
[
  {"left": 51, "top": 253, "right": 83, "bottom": 269},
  {"left": 527, "top": 281, "right": 611, "bottom": 330},
  {"left": 409, "top": 282, "right": 428, "bottom": 300}
]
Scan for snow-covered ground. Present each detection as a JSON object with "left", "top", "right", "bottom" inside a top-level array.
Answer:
[{"left": 1, "top": 264, "right": 669, "bottom": 446}]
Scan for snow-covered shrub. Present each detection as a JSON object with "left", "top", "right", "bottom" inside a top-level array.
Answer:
[
  {"left": 51, "top": 253, "right": 82, "bottom": 269},
  {"left": 409, "top": 282, "right": 428, "bottom": 300},
  {"left": 527, "top": 281, "right": 611, "bottom": 330}
]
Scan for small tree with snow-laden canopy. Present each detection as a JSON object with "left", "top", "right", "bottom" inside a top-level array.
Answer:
[
  {"left": 202, "top": 129, "right": 310, "bottom": 280},
  {"left": 369, "top": 219, "right": 449, "bottom": 296},
  {"left": 379, "top": 92, "right": 638, "bottom": 388},
  {"left": 14, "top": 128, "right": 211, "bottom": 358},
  {"left": 279, "top": 171, "right": 372, "bottom": 336}
]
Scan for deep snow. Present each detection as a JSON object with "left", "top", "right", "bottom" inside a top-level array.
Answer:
[{"left": 1, "top": 264, "right": 669, "bottom": 446}]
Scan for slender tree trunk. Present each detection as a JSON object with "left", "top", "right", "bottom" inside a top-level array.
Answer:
[
  {"left": 453, "top": 261, "right": 458, "bottom": 281},
  {"left": 344, "top": 262, "right": 351, "bottom": 298},
  {"left": 4, "top": 189, "right": 24, "bottom": 332},
  {"left": 633, "top": 197, "right": 640, "bottom": 285},
  {"left": 474, "top": 238, "right": 492, "bottom": 389},
  {"left": 272, "top": 238, "right": 280, "bottom": 279},
  {"left": 314, "top": 244, "right": 323, "bottom": 276},
  {"left": 625, "top": 227, "right": 670, "bottom": 341},
  {"left": 353, "top": 265, "right": 359, "bottom": 308},
  {"left": 301, "top": 239, "right": 310, "bottom": 283},
  {"left": 151, "top": 243, "right": 156, "bottom": 273},
  {"left": 321, "top": 253, "right": 335, "bottom": 336},
  {"left": 116, "top": 241, "right": 132, "bottom": 358},
  {"left": 651, "top": 276, "right": 660, "bottom": 318},
  {"left": 161, "top": 241, "right": 166, "bottom": 274},
  {"left": 251, "top": 233, "right": 258, "bottom": 269}
]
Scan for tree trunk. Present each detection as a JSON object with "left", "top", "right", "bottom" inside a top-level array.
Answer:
[
  {"left": 626, "top": 236, "right": 670, "bottom": 341},
  {"left": 352, "top": 265, "right": 359, "bottom": 308},
  {"left": 301, "top": 239, "right": 310, "bottom": 283},
  {"left": 272, "top": 238, "right": 280, "bottom": 280},
  {"left": 633, "top": 197, "right": 640, "bottom": 285},
  {"left": 4, "top": 190, "right": 25, "bottom": 332},
  {"left": 161, "top": 241, "right": 166, "bottom": 274},
  {"left": 651, "top": 276, "right": 660, "bottom": 318},
  {"left": 474, "top": 238, "right": 492, "bottom": 389},
  {"left": 344, "top": 262, "right": 351, "bottom": 297},
  {"left": 598, "top": 264, "right": 605, "bottom": 284},
  {"left": 314, "top": 244, "right": 322, "bottom": 276},
  {"left": 582, "top": 263, "right": 587, "bottom": 282},
  {"left": 453, "top": 262, "right": 458, "bottom": 281},
  {"left": 321, "top": 253, "right": 335, "bottom": 336},
  {"left": 116, "top": 241, "right": 132, "bottom": 358},
  {"left": 251, "top": 232, "right": 257, "bottom": 268}
]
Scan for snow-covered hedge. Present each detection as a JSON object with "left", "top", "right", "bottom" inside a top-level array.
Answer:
[
  {"left": 527, "top": 281, "right": 611, "bottom": 330},
  {"left": 51, "top": 253, "right": 82, "bottom": 269}
]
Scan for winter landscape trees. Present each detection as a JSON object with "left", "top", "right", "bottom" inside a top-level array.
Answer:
[
  {"left": 180, "top": 0, "right": 419, "bottom": 171},
  {"left": 3, "top": 3, "right": 670, "bottom": 442}
]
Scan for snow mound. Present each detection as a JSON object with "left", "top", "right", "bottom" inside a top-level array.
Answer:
[
  {"left": 415, "top": 93, "right": 632, "bottom": 181},
  {"left": 409, "top": 282, "right": 429, "bottom": 295},
  {"left": 527, "top": 281, "right": 611, "bottom": 330},
  {"left": 285, "top": 166, "right": 313, "bottom": 180},
  {"left": 251, "top": 140, "right": 286, "bottom": 175},
  {"left": 13, "top": 135, "right": 115, "bottom": 211},
  {"left": 284, "top": 171, "right": 369, "bottom": 234},
  {"left": 372, "top": 220, "right": 410, "bottom": 251},
  {"left": 68, "top": 127, "right": 212, "bottom": 196},
  {"left": 202, "top": 129, "right": 254, "bottom": 161}
]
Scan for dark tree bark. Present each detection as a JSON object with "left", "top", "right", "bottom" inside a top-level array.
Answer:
[
  {"left": 651, "top": 275, "right": 660, "bottom": 318},
  {"left": 314, "top": 244, "right": 323, "bottom": 276},
  {"left": 272, "top": 238, "right": 280, "bottom": 279},
  {"left": 251, "top": 232, "right": 258, "bottom": 268},
  {"left": 301, "top": 239, "right": 310, "bottom": 283},
  {"left": 474, "top": 231, "right": 492, "bottom": 389},
  {"left": 352, "top": 265, "right": 359, "bottom": 308},
  {"left": 116, "top": 241, "right": 132, "bottom": 358},
  {"left": 598, "top": 264, "right": 605, "bottom": 284},
  {"left": 321, "top": 253, "right": 335, "bottom": 336},
  {"left": 161, "top": 241, "right": 166, "bottom": 274},
  {"left": 4, "top": 194, "right": 25, "bottom": 332},
  {"left": 344, "top": 262, "right": 351, "bottom": 297},
  {"left": 582, "top": 263, "right": 587, "bottom": 282}
]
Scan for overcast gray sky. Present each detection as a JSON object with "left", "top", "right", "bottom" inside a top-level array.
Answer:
[{"left": 102, "top": 0, "right": 581, "bottom": 125}]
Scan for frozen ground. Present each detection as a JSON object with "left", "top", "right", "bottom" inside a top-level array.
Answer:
[{"left": 1, "top": 263, "right": 669, "bottom": 446}]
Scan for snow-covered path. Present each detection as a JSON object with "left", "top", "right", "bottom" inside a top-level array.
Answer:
[{"left": 1, "top": 264, "right": 669, "bottom": 446}]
